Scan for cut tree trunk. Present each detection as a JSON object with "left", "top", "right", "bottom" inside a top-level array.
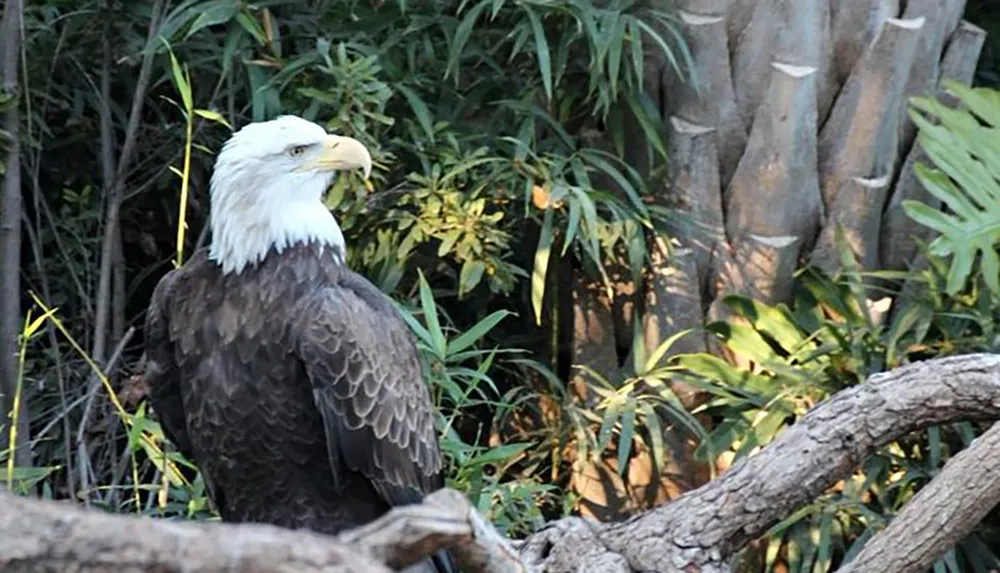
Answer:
[
  {"left": 5, "top": 354, "right": 1000, "bottom": 573},
  {"left": 566, "top": 0, "right": 986, "bottom": 521}
]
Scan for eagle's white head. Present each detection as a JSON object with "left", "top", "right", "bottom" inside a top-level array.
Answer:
[{"left": 207, "top": 115, "right": 372, "bottom": 275}]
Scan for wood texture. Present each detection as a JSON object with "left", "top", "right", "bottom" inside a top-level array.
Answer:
[
  {"left": 6, "top": 356, "right": 1000, "bottom": 573},
  {"left": 837, "top": 421, "right": 1000, "bottom": 573},
  {"left": 662, "top": 11, "right": 746, "bottom": 188},
  {"left": 0, "top": 487, "right": 524, "bottom": 573},
  {"left": 521, "top": 354, "right": 1000, "bottom": 572}
]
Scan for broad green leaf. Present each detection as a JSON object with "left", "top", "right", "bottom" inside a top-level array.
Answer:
[
  {"left": 638, "top": 402, "right": 665, "bottom": 473},
  {"left": 643, "top": 328, "right": 692, "bottom": 374},
  {"left": 458, "top": 259, "right": 487, "bottom": 298},
  {"left": 468, "top": 442, "right": 531, "bottom": 465},
  {"left": 728, "top": 297, "right": 805, "bottom": 353},
  {"left": 624, "top": 92, "right": 667, "bottom": 159},
  {"left": 607, "top": 12, "right": 626, "bottom": 96},
  {"left": 581, "top": 150, "right": 649, "bottom": 217},
  {"left": 563, "top": 198, "right": 581, "bottom": 256},
  {"left": 597, "top": 397, "right": 625, "bottom": 450},
  {"left": 628, "top": 17, "right": 644, "bottom": 90},
  {"left": 724, "top": 321, "right": 779, "bottom": 365}
]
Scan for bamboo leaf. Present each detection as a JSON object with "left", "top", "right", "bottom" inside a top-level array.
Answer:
[
  {"left": 193, "top": 108, "right": 232, "bottom": 129},
  {"left": 616, "top": 403, "right": 636, "bottom": 475},
  {"left": 523, "top": 6, "right": 553, "bottom": 102},
  {"left": 184, "top": 1, "right": 239, "bottom": 40},
  {"left": 532, "top": 209, "right": 554, "bottom": 325},
  {"left": 448, "top": 310, "right": 513, "bottom": 355},
  {"left": 396, "top": 84, "right": 435, "bottom": 144},
  {"left": 417, "top": 270, "right": 447, "bottom": 357}
]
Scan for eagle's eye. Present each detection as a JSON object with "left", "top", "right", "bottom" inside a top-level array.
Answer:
[{"left": 287, "top": 145, "right": 309, "bottom": 157}]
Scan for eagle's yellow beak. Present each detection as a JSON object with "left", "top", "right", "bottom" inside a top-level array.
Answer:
[{"left": 308, "top": 135, "right": 372, "bottom": 180}]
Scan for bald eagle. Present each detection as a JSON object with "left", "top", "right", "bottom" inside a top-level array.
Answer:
[{"left": 144, "top": 116, "right": 454, "bottom": 573}]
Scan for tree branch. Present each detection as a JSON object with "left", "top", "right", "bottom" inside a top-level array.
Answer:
[
  {"left": 0, "top": 487, "right": 526, "bottom": 573},
  {"left": 526, "top": 353, "right": 1000, "bottom": 572},
  {"left": 838, "top": 421, "right": 1000, "bottom": 573},
  {"left": 5, "top": 355, "right": 1000, "bottom": 573}
]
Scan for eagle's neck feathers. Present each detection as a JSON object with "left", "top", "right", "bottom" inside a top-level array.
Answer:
[{"left": 208, "top": 162, "right": 345, "bottom": 275}]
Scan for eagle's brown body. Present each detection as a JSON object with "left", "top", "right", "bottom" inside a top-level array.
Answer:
[{"left": 144, "top": 241, "right": 452, "bottom": 572}]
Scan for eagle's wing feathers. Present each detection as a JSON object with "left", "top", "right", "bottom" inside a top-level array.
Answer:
[
  {"left": 294, "top": 278, "right": 443, "bottom": 507},
  {"left": 145, "top": 270, "right": 195, "bottom": 461},
  {"left": 144, "top": 267, "right": 225, "bottom": 511}
]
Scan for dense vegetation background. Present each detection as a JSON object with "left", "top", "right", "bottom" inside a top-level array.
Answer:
[{"left": 3, "top": 1, "right": 1000, "bottom": 571}]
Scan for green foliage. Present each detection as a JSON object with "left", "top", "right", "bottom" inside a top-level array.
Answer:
[
  {"left": 396, "top": 273, "right": 556, "bottom": 535},
  {"left": 10, "top": 0, "right": 697, "bottom": 541},
  {"left": 676, "top": 249, "right": 1000, "bottom": 571},
  {"left": 14, "top": 1, "right": 1000, "bottom": 569},
  {"left": 907, "top": 81, "right": 1000, "bottom": 296}
]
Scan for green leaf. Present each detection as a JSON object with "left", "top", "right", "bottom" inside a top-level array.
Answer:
[
  {"left": 607, "top": 12, "right": 627, "bottom": 97},
  {"left": 638, "top": 402, "right": 665, "bottom": 472},
  {"left": 624, "top": 92, "right": 667, "bottom": 159},
  {"left": 597, "top": 397, "right": 624, "bottom": 450},
  {"left": 563, "top": 198, "right": 581, "bottom": 256},
  {"left": 643, "top": 329, "right": 692, "bottom": 374},
  {"left": 447, "top": 0, "right": 491, "bottom": 82},
  {"left": 724, "top": 321, "right": 779, "bottom": 365},
  {"left": 396, "top": 84, "right": 435, "bottom": 144},
  {"left": 458, "top": 259, "right": 487, "bottom": 298},
  {"left": 184, "top": 1, "right": 239, "bottom": 40},
  {"left": 449, "top": 310, "right": 513, "bottom": 356},
  {"left": 416, "top": 270, "right": 447, "bottom": 357},
  {"left": 234, "top": 9, "right": 267, "bottom": 45},
  {"left": 532, "top": 209, "right": 554, "bottom": 326},
  {"left": 627, "top": 17, "right": 644, "bottom": 90},
  {"left": 24, "top": 308, "right": 57, "bottom": 338},
  {"left": 468, "top": 442, "right": 531, "bottom": 465},
  {"left": 161, "top": 39, "right": 193, "bottom": 112},
  {"left": 580, "top": 149, "right": 649, "bottom": 218},
  {"left": 193, "top": 109, "right": 232, "bottom": 129},
  {"left": 616, "top": 403, "right": 636, "bottom": 475},
  {"left": 728, "top": 297, "right": 805, "bottom": 353},
  {"left": 523, "top": 6, "right": 552, "bottom": 102}
]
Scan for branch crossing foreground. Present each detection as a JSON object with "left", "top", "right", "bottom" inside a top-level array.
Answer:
[{"left": 2, "top": 354, "right": 1000, "bottom": 572}]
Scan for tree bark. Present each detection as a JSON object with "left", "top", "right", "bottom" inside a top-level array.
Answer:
[
  {"left": 0, "top": 487, "right": 524, "bottom": 573},
  {"left": 7, "top": 355, "right": 1000, "bottom": 573},
  {"left": 640, "top": 0, "right": 984, "bottom": 355},
  {"left": 0, "top": 0, "right": 28, "bottom": 470},
  {"left": 520, "top": 353, "right": 1000, "bottom": 572},
  {"left": 837, "top": 420, "right": 1000, "bottom": 573}
]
